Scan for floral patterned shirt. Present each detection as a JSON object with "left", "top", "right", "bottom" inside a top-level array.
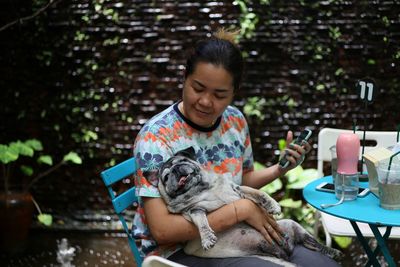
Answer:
[{"left": 132, "top": 102, "right": 254, "bottom": 259}]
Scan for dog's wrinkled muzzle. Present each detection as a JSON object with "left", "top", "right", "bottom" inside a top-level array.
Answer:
[{"left": 164, "top": 163, "right": 198, "bottom": 196}]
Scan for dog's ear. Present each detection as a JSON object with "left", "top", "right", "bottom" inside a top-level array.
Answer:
[
  {"left": 175, "top": 146, "right": 196, "bottom": 160},
  {"left": 143, "top": 170, "right": 159, "bottom": 187}
]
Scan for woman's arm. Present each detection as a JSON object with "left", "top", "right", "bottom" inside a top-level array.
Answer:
[
  {"left": 242, "top": 163, "right": 285, "bottom": 189},
  {"left": 143, "top": 196, "right": 283, "bottom": 246},
  {"left": 243, "top": 130, "right": 311, "bottom": 188}
]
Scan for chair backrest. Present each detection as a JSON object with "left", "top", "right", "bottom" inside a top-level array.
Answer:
[
  {"left": 317, "top": 128, "right": 397, "bottom": 178},
  {"left": 100, "top": 157, "right": 143, "bottom": 266}
]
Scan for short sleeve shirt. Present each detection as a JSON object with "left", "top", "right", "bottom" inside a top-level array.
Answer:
[{"left": 132, "top": 102, "right": 254, "bottom": 258}]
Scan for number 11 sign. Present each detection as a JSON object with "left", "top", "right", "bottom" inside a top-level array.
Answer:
[{"left": 356, "top": 78, "right": 377, "bottom": 103}]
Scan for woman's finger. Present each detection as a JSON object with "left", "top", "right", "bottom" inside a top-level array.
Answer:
[
  {"left": 301, "top": 140, "right": 312, "bottom": 153},
  {"left": 289, "top": 143, "right": 306, "bottom": 155},
  {"left": 266, "top": 224, "right": 284, "bottom": 245},
  {"left": 259, "top": 227, "right": 274, "bottom": 245},
  {"left": 284, "top": 149, "right": 302, "bottom": 166},
  {"left": 264, "top": 213, "right": 284, "bottom": 242}
]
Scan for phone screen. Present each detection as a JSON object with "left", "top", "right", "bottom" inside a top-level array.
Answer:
[
  {"left": 320, "top": 183, "right": 366, "bottom": 194},
  {"left": 295, "top": 129, "right": 312, "bottom": 143}
]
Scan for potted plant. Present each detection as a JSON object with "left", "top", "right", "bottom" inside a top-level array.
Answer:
[{"left": 0, "top": 139, "right": 82, "bottom": 253}]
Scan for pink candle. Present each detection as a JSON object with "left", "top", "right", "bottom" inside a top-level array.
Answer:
[{"left": 336, "top": 133, "right": 360, "bottom": 175}]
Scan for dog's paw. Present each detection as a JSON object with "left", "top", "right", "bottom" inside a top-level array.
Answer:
[
  {"left": 270, "top": 202, "right": 282, "bottom": 215},
  {"left": 267, "top": 201, "right": 281, "bottom": 215},
  {"left": 329, "top": 247, "right": 344, "bottom": 260},
  {"left": 201, "top": 230, "right": 217, "bottom": 250},
  {"left": 258, "top": 193, "right": 282, "bottom": 215}
]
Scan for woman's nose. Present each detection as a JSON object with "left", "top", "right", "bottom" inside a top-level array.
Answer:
[{"left": 198, "top": 93, "right": 213, "bottom": 107}]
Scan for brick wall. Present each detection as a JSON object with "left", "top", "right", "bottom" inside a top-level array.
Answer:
[{"left": 0, "top": 0, "right": 399, "bottom": 218}]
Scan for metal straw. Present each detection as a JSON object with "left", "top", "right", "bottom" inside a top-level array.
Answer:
[{"left": 386, "top": 151, "right": 400, "bottom": 183}]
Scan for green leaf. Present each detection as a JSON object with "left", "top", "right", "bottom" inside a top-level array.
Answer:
[
  {"left": 278, "top": 139, "right": 286, "bottom": 151},
  {"left": 333, "top": 236, "right": 352, "bottom": 249},
  {"left": 0, "top": 144, "right": 19, "bottom": 164},
  {"left": 38, "top": 155, "right": 53, "bottom": 165},
  {"left": 260, "top": 178, "right": 283, "bottom": 195},
  {"left": 287, "top": 168, "right": 319, "bottom": 189},
  {"left": 286, "top": 166, "right": 304, "bottom": 183},
  {"left": 25, "top": 139, "right": 43, "bottom": 151},
  {"left": 9, "top": 141, "right": 34, "bottom": 157},
  {"left": 279, "top": 198, "right": 302, "bottom": 208},
  {"left": 20, "top": 165, "right": 34, "bottom": 176},
  {"left": 38, "top": 213, "right": 53, "bottom": 226},
  {"left": 254, "top": 161, "right": 266, "bottom": 171},
  {"left": 63, "top": 152, "right": 82, "bottom": 164}
]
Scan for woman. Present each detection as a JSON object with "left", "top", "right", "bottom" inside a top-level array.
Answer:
[{"left": 133, "top": 29, "right": 340, "bottom": 267}]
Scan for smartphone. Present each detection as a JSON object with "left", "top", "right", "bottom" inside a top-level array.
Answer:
[
  {"left": 316, "top": 182, "right": 370, "bottom": 197},
  {"left": 279, "top": 129, "right": 312, "bottom": 169}
]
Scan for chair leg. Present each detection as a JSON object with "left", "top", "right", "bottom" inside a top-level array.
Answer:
[
  {"left": 314, "top": 211, "right": 332, "bottom": 247},
  {"left": 323, "top": 224, "right": 332, "bottom": 247},
  {"left": 316, "top": 211, "right": 333, "bottom": 247}
]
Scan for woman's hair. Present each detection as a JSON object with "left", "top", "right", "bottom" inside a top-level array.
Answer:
[{"left": 185, "top": 28, "right": 244, "bottom": 91}]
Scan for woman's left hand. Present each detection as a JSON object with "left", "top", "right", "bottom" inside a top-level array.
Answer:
[{"left": 280, "top": 130, "right": 312, "bottom": 172}]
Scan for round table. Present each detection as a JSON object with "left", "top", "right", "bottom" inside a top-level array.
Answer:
[{"left": 303, "top": 176, "right": 400, "bottom": 267}]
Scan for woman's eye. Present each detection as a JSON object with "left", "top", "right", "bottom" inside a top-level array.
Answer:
[{"left": 215, "top": 94, "right": 227, "bottom": 99}]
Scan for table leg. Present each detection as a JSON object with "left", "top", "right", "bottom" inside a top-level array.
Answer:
[
  {"left": 349, "top": 221, "right": 380, "bottom": 267},
  {"left": 365, "top": 226, "right": 391, "bottom": 266},
  {"left": 369, "top": 225, "right": 396, "bottom": 267}
]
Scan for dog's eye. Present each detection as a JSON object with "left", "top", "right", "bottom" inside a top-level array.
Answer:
[
  {"left": 163, "top": 174, "right": 169, "bottom": 183},
  {"left": 161, "top": 168, "right": 170, "bottom": 183}
]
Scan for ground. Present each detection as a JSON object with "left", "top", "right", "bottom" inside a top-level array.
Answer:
[{"left": 1, "top": 229, "right": 399, "bottom": 267}]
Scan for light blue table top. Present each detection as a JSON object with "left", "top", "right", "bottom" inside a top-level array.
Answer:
[{"left": 303, "top": 176, "right": 400, "bottom": 227}]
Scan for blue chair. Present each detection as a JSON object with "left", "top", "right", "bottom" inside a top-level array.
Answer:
[{"left": 100, "top": 157, "right": 186, "bottom": 267}]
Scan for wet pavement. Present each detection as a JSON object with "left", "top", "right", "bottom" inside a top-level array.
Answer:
[
  {"left": 0, "top": 230, "right": 136, "bottom": 267},
  {"left": 1, "top": 229, "right": 399, "bottom": 267}
]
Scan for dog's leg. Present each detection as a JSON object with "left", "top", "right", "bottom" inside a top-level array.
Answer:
[
  {"left": 188, "top": 209, "right": 217, "bottom": 250},
  {"left": 237, "top": 185, "right": 281, "bottom": 215},
  {"left": 279, "top": 219, "right": 344, "bottom": 260},
  {"left": 302, "top": 234, "right": 344, "bottom": 260}
]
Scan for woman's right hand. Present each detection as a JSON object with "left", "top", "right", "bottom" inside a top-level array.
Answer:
[{"left": 235, "top": 198, "right": 284, "bottom": 246}]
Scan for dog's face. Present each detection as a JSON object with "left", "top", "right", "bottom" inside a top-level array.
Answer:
[{"left": 159, "top": 147, "right": 204, "bottom": 198}]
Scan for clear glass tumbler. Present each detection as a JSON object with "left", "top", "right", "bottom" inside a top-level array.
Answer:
[
  {"left": 335, "top": 173, "right": 359, "bottom": 201},
  {"left": 377, "top": 161, "right": 400, "bottom": 210}
]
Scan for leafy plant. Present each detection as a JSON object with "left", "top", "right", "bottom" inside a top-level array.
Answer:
[
  {"left": 243, "top": 96, "right": 267, "bottom": 120},
  {"left": 0, "top": 139, "right": 82, "bottom": 226}
]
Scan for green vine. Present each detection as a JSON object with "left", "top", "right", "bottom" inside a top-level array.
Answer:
[{"left": 233, "top": 0, "right": 270, "bottom": 40}]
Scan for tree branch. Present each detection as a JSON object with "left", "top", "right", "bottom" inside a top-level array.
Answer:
[
  {"left": 0, "top": 0, "right": 59, "bottom": 32},
  {"left": 26, "top": 160, "right": 65, "bottom": 190}
]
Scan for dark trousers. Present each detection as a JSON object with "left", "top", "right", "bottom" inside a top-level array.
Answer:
[{"left": 168, "top": 245, "right": 341, "bottom": 267}]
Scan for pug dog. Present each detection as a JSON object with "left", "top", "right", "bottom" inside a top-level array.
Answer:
[{"left": 155, "top": 147, "right": 342, "bottom": 266}]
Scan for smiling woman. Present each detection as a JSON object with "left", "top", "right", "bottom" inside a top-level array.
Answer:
[{"left": 131, "top": 28, "right": 338, "bottom": 267}]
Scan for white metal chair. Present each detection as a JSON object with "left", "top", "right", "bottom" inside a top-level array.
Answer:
[
  {"left": 317, "top": 127, "right": 400, "bottom": 246},
  {"left": 142, "top": 255, "right": 187, "bottom": 267}
]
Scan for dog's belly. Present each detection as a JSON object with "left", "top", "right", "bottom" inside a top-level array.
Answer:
[{"left": 184, "top": 222, "right": 294, "bottom": 260}]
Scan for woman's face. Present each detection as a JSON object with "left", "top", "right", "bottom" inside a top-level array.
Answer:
[{"left": 181, "top": 62, "right": 234, "bottom": 128}]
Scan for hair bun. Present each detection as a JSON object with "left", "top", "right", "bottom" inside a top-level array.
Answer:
[{"left": 213, "top": 28, "right": 240, "bottom": 45}]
